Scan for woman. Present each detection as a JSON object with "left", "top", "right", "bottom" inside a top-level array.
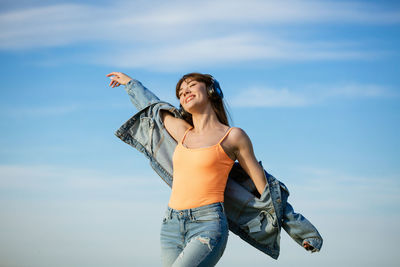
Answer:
[{"left": 107, "top": 72, "right": 314, "bottom": 266}]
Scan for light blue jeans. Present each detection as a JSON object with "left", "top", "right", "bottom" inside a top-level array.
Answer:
[{"left": 160, "top": 202, "right": 229, "bottom": 267}]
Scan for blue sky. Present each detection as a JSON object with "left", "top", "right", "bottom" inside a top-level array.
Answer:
[{"left": 0, "top": 0, "right": 399, "bottom": 266}]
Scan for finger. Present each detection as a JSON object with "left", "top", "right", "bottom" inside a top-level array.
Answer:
[{"left": 106, "top": 72, "right": 119, "bottom": 77}]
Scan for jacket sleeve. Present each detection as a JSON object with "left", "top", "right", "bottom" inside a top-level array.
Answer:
[
  {"left": 123, "top": 79, "right": 161, "bottom": 111},
  {"left": 281, "top": 201, "right": 323, "bottom": 252}
]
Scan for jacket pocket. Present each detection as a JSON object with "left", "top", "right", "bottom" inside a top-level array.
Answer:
[{"left": 240, "top": 210, "right": 279, "bottom": 245}]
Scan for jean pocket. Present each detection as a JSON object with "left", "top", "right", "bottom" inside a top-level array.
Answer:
[
  {"left": 162, "top": 210, "right": 171, "bottom": 224},
  {"left": 193, "top": 210, "right": 221, "bottom": 222}
]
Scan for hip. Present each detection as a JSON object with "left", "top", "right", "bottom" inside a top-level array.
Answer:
[{"left": 161, "top": 202, "right": 228, "bottom": 237}]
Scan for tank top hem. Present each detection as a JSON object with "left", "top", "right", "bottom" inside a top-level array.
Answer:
[{"left": 168, "top": 200, "right": 225, "bottom": 211}]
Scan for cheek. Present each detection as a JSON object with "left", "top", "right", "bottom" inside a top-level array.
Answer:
[
  {"left": 198, "top": 87, "right": 208, "bottom": 99},
  {"left": 180, "top": 98, "right": 185, "bottom": 106}
]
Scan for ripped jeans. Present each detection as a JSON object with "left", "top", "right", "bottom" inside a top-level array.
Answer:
[{"left": 160, "top": 202, "right": 229, "bottom": 267}]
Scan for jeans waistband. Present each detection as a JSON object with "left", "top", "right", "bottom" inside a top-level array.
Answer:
[{"left": 167, "top": 202, "right": 225, "bottom": 219}]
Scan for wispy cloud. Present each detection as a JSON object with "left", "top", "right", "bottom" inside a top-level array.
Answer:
[
  {"left": 229, "top": 83, "right": 397, "bottom": 107},
  {"left": 285, "top": 165, "right": 400, "bottom": 213},
  {"left": 1, "top": 0, "right": 399, "bottom": 49},
  {"left": 0, "top": 164, "right": 160, "bottom": 197},
  {"left": 230, "top": 86, "right": 310, "bottom": 107},
  {"left": 0, "top": 0, "right": 398, "bottom": 70},
  {"left": 91, "top": 33, "right": 373, "bottom": 71}
]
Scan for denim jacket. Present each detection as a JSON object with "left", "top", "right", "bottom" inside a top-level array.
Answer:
[{"left": 115, "top": 79, "right": 323, "bottom": 259}]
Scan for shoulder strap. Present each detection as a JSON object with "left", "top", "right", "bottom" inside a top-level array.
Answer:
[
  {"left": 217, "top": 127, "right": 234, "bottom": 145},
  {"left": 180, "top": 126, "right": 193, "bottom": 145}
]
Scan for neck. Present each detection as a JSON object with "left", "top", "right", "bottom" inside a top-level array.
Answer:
[{"left": 190, "top": 104, "right": 222, "bottom": 133}]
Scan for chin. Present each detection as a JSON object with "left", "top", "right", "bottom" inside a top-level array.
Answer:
[
  {"left": 183, "top": 102, "right": 196, "bottom": 112},
  {"left": 183, "top": 99, "right": 207, "bottom": 114}
]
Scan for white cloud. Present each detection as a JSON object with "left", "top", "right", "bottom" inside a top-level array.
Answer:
[
  {"left": 0, "top": 164, "right": 163, "bottom": 197},
  {"left": 322, "top": 83, "right": 396, "bottom": 98},
  {"left": 230, "top": 86, "right": 310, "bottom": 107},
  {"left": 284, "top": 165, "right": 400, "bottom": 214},
  {"left": 90, "top": 33, "right": 372, "bottom": 71},
  {"left": 229, "top": 83, "right": 397, "bottom": 107},
  {"left": 0, "top": 0, "right": 398, "bottom": 70},
  {"left": 1, "top": 0, "right": 399, "bottom": 49}
]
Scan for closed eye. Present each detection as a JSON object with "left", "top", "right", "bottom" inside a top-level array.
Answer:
[{"left": 178, "top": 81, "right": 196, "bottom": 97}]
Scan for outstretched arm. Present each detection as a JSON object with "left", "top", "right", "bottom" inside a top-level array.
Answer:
[{"left": 106, "top": 72, "right": 160, "bottom": 111}]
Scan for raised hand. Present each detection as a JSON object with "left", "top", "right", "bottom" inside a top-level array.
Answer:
[{"left": 106, "top": 72, "right": 133, "bottom": 88}]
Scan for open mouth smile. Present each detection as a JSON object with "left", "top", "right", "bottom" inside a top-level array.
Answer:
[{"left": 185, "top": 95, "right": 195, "bottom": 103}]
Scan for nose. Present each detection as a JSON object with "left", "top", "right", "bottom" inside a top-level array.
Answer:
[{"left": 182, "top": 87, "right": 191, "bottom": 97}]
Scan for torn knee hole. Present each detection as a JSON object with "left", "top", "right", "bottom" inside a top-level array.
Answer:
[{"left": 196, "top": 236, "right": 212, "bottom": 250}]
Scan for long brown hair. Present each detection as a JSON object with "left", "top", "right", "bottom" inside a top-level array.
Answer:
[{"left": 176, "top": 73, "right": 232, "bottom": 126}]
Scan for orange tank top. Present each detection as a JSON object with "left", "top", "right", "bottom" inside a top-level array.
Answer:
[{"left": 168, "top": 126, "right": 235, "bottom": 210}]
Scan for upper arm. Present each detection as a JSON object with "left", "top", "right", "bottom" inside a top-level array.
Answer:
[
  {"left": 161, "top": 110, "right": 191, "bottom": 142},
  {"left": 231, "top": 128, "right": 267, "bottom": 194}
]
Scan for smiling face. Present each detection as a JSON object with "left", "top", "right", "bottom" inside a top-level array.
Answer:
[
  {"left": 175, "top": 72, "right": 230, "bottom": 126},
  {"left": 178, "top": 78, "right": 209, "bottom": 113}
]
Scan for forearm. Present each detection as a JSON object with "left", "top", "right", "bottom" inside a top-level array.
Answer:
[
  {"left": 253, "top": 166, "right": 267, "bottom": 195},
  {"left": 124, "top": 79, "right": 161, "bottom": 111}
]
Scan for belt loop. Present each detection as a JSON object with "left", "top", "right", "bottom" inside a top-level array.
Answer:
[
  {"left": 221, "top": 202, "right": 226, "bottom": 215},
  {"left": 168, "top": 207, "right": 172, "bottom": 219},
  {"left": 188, "top": 209, "right": 193, "bottom": 221}
]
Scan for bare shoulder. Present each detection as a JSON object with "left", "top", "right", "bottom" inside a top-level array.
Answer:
[
  {"left": 228, "top": 127, "right": 251, "bottom": 145},
  {"left": 227, "top": 127, "right": 256, "bottom": 160}
]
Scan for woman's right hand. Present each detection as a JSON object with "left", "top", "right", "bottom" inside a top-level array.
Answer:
[{"left": 106, "top": 72, "right": 133, "bottom": 88}]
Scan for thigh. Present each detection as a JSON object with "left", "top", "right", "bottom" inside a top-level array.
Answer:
[
  {"left": 160, "top": 213, "right": 183, "bottom": 267},
  {"left": 172, "top": 210, "right": 229, "bottom": 267}
]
